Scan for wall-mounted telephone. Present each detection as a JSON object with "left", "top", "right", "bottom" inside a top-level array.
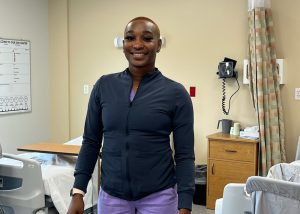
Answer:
[{"left": 217, "top": 58, "right": 240, "bottom": 115}]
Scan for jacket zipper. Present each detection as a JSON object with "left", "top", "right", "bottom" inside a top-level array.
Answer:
[{"left": 125, "top": 77, "right": 143, "bottom": 199}]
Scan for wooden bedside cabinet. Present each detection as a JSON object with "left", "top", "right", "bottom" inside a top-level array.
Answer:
[{"left": 206, "top": 133, "right": 258, "bottom": 209}]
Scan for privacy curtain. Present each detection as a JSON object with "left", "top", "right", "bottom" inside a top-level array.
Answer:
[{"left": 248, "top": 0, "right": 286, "bottom": 176}]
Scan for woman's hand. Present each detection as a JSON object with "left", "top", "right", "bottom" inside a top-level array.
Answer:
[
  {"left": 179, "top": 208, "right": 191, "bottom": 214},
  {"left": 67, "top": 194, "right": 84, "bottom": 214}
]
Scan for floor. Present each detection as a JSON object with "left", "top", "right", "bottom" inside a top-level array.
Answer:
[{"left": 192, "top": 204, "right": 215, "bottom": 214}]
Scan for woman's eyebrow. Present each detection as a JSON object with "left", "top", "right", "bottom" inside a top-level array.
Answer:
[
  {"left": 125, "top": 30, "right": 134, "bottom": 34},
  {"left": 143, "top": 30, "right": 154, "bottom": 34},
  {"left": 125, "top": 30, "right": 154, "bottom": 34}
]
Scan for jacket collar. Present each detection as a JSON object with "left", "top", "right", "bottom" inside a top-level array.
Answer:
[{"left": 124, "top": 68, "right": 161, "bottom": 83}]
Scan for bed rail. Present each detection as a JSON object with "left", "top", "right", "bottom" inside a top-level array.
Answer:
[{"left": 0, "top": 153, "right": 45, "bottom": 214}]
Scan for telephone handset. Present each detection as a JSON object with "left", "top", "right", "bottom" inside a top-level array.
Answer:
[{"left": 217, "top": 58, "right": 240, "bottom": 115}]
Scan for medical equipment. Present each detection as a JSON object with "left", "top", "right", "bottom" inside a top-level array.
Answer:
[
  {"left": 215, "top": 183, "right": 251, "bottom": 214},
  {"left": 246, "top": 172, "right": 300, "bottom": 214},
  {"left": 0, "top": 153, "right": 45, "bottom": 214},
  {"left": 295, "top": 136, "right": 300, "bottom": 161},
  {"left": 0, "top": 137, "right": 98, "bottom": 214}
]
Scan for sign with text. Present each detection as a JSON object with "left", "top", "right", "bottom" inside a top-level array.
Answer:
[{"left": 0, "top": 38, "right": 31, "bottom": 114}]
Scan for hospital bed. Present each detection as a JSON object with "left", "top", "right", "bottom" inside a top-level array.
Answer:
[
  {"left": 0, "top": 136, "right": 98, "bottom": 214},
  {"left": 246, "top": 162, "right": 300, "bottom": 214},
  {"left": 215, "top": 136, "right": 300, "bottom": 214}
]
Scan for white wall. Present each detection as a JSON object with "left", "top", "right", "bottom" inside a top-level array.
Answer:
[{"left": 0, "top": 0, "right": 50, "bottom": 153}]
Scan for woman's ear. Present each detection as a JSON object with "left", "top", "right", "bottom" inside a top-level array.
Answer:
[
  {"left": 157, "top": 38, "right": 162, "bottom": 53},
  {"left": 122, "top": 40, "right": 125, "bottom": 53}
]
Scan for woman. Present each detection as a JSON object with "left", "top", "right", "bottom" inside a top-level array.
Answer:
[{"left": 67, "top": 17, "right": 195, "bottom": 214}]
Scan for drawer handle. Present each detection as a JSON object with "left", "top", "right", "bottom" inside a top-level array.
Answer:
[
  {"left": 211, "top": 163, "right": 214, "bottom": 175},
  {"left": 225, "top": 149, "right": 237, "bottom": 153}
]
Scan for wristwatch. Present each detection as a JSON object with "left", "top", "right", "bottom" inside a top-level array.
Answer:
[
  {"left": 70, "top": 188, "right": 75, "bottom": 197},
  {"left": 70, "top": 188, "right": 84, "bottom": 197}
]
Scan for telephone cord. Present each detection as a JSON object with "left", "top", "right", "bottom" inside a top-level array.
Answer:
[
  {"left": 222, "top": 77, "right": 240, "bottom": 115},
  {"left": 222, "top": 78, "right": 228, "bottom": 115}
]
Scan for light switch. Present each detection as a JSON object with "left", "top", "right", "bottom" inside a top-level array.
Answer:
[
  {"left": 83, "top": 84, "right": 89, "bottom": 94},
  {"left": 295, "top": 88, "right": 300, "bottom": 100}
]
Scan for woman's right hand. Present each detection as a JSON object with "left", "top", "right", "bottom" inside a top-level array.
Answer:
[{"left": 67, "top": 194, "right": 84, "bottom": 214}]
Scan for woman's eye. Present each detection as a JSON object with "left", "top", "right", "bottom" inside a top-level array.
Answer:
[
  {"left": 125, "top": 36, "right": 134, "bottom": 41},
  {"left": 143, "top": 37, "right": 153, "bottom": 42}
]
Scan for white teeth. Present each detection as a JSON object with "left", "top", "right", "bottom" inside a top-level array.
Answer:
[{"left": 133, "top": 53, "right": 144, "bottom": 56}]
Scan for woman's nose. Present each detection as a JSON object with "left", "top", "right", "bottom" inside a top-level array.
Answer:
[{"left": 133, "top": 38, "right": 144, "bottom": 49}]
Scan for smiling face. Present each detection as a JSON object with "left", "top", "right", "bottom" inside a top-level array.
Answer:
[{"left": 123, "top": 18, "right": 162, "bottom": 73}]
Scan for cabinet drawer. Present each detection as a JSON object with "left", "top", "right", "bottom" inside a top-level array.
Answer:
[{"left": 209, "top": 140, "right": 255, "bottom": 162}]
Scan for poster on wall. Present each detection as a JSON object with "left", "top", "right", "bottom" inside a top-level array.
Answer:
[{"left": 0, "top": 38, "right": 31, "bottom": 114}]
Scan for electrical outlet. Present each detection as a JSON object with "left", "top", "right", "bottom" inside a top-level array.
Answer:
[{"left": 295, "top": 88, "right": 300, "bottom": 100}]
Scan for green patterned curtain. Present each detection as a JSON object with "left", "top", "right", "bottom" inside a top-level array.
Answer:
[{"left": 248, "top": 3, "right": 286, "bottom": 176}]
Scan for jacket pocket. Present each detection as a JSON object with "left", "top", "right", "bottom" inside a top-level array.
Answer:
[{"left": 101, "top": 151, "right": 123, "bottom": 193}]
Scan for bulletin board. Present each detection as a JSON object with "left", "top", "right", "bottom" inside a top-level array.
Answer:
[{"left": 0, "top": 38, "right": 31, "bottom": 114}]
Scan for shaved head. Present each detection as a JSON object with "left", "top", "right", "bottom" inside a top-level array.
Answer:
[{"left": 125, "top": 16, "right": 160, "bottom": 38}]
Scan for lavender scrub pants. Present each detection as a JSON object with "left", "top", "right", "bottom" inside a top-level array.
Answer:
[{"left": 98, "top": 187, "right": 179, "bottom": 214}]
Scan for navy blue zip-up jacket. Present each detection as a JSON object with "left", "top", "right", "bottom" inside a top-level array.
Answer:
[{"left": 74, "top": 68, "right": 195, "bottom": 210}]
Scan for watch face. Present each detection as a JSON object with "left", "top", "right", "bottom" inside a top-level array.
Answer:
[
  {"left": 218, "top": 62, "right": 234, "bottom": 78},
  {"left": 70, "top": 188, "right": 73, "bottom": 196}
]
